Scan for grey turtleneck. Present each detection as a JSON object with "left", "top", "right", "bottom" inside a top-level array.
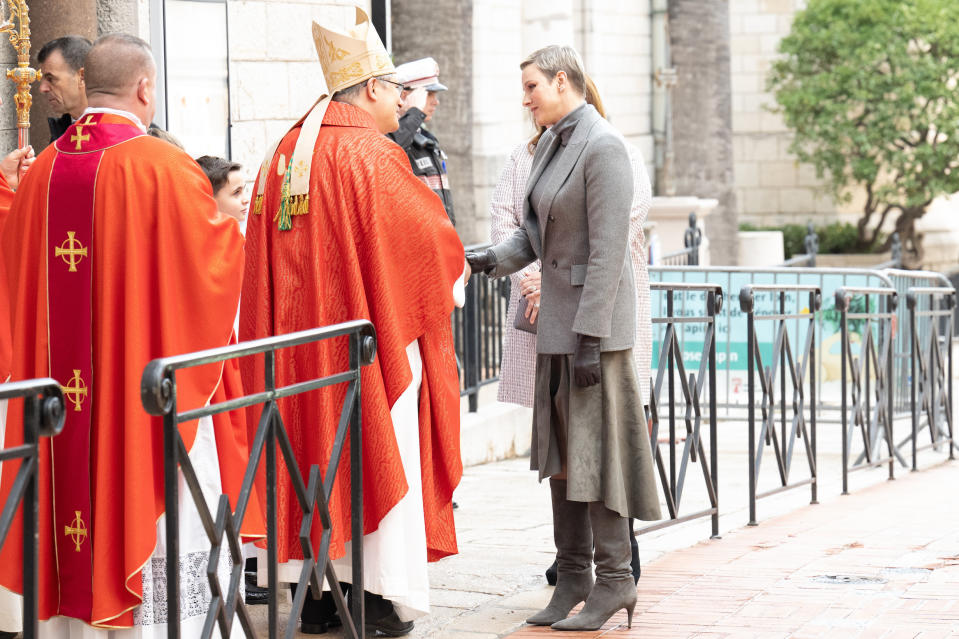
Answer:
[{"left": 530, "top": 102, "right": 589, "bottom": 220}]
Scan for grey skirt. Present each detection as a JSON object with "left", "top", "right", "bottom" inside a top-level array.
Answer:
[{"left": 531, "top": 349, "right": 662, "bottom": 521}]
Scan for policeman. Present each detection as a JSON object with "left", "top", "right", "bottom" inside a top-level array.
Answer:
[{"left": 388, "top": 57, "right": 455, "bottom": 226}]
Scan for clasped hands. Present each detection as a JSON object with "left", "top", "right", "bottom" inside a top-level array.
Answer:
[{"left": 466, "top": 249, "right": 601, "bottom": 388}]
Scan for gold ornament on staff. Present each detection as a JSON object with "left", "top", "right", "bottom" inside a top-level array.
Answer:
[{"left": 0, "top": 0, "right": 39, "bottom": 148}]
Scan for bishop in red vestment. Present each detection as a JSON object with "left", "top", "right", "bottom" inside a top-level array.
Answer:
[
  {"left": 241, "top": 10, "right": 465, "bottom": 635},
  {"left": 0, "top": 35, "right": 262, "bottom": 633}
]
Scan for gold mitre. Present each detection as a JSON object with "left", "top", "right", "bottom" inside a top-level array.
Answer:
[{"left": 312, "top": 7, "right": 394, "bottom": 95}]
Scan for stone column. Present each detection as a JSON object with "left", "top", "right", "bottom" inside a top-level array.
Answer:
[
  {"left": 97, "top": 0, "right": 139, "bottom": 36},
  {"left": 668, "top": 0, "right": 739, "bottom": 265},
  {"left": 25, "top": 0, "right": 97, "bottom": 150},
  {"left": 390, "top": 0, "right": 476, "bottom": 241}
]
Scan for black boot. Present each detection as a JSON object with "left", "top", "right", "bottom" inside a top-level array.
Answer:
[
  {"left": 527, "top": 479, "right": 594, "bottom": 626},
  {"left": 630, "top": 518, "right": 641, "bottom": 584},
  {"left": 545, "top": 558, "right": 558, "bottom": 586},
  {"left": 292, "top": 582, "right": 346, "bottom": 635},
  {"left": 244, "top": 558, "right": 269, "bottom": 606},
  {"left": 363, "top": 591, "right": 414, "bottom": 637}
]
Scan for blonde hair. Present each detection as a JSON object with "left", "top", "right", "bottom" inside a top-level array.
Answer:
[
  {"left": 528, "top": 73, "right": 606, "bottom": 153},
  {"left": 520, "top": 45, "right": 587, "bottom": 95}
]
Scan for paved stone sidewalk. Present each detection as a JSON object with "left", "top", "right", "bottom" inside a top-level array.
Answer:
[{"left": 502, "top": 460, "right": 959, "bottom": 639}]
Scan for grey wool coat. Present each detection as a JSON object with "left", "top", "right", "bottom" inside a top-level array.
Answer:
[{"left": 488, "top": 103, "right": 636, "bottom": 354}]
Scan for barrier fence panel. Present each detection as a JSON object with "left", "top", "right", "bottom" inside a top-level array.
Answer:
[
  {"left": 141, "top": 321, "right": 377, "bottom": 639},
  {"left": 740, "top": 284, "right": 821, "bottom": 525},
  {"left": 836, "top": 287, "right": 899, "bottom": 494},
  {"left": 0, "top": 377, "right": 65, "bottom": 639},
  {"left": 906, "top": 286, "right": 956, "bottom": 469},
  {"left": 882, "top": 269, "right": 954, "bottom": 417},
  {"left": 637, "top": 282, "right": 722, "bottom": 540},
  {"left": 455, "top": 243, "right": 508, "bottom": 412},
  {"left": 649, "top": 266, "right": 899, "bottom": 423}
]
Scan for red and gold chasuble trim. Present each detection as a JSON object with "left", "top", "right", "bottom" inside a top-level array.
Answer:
[{"left": 46, "top": 113, "right": 143, "bottom": 621}]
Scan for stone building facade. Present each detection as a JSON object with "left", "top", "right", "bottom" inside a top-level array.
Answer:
[
  {"left": 1, "top": 0, "right": 658, "bottom": 249},
  {"left": 729, "top": 0, "right": 840, "bottom": 227}
]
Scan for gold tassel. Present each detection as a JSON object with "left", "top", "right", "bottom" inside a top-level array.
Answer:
[
  {"left": 253, "top": 193, "right": 264, "bottom": 216},
  {"left": 292, "top": 194, "right": 309, "bottom": 216}
]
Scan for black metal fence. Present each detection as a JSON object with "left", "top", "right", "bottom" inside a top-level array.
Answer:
[
  {"left": 140, "top": 320, "right": 376, "bottom": 639},
  {"left": 739, "top": 284, "right": 821, "bottom": 525},
  {"left": 637, "top": 282, "right": 722, "bottom": 539},
  {"left": 835, "top": 287, "right": 899, "bottom": 494},
  {"left": 658, "top": 213, "right": 703, "bottom": 266},
  {"left": 0, "top": 377, "right": 65, "bottom": 639},
  {"left": 906, "top": 286, "right": 955, "bottom": 469},
  {"left": 454, "top": 243, "right": 509, "bottom": 412}
]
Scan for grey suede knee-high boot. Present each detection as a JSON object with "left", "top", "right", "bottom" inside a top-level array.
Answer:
[
  {"left": 551, "top": 502, "right": 636, "bottom": 631},
  {"left": 526, "top": 479, "right": 593, "bottom": 625}
]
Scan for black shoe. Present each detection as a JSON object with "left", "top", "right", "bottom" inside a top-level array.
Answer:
[
  {"left": 245, "top": 569, "right": 269, "bottom": 606},
  {"left": 0, "top": 631, "right": 16, "bottom": 639},
  {"left": 293, "top": 582, "right": 344, "bottom": 634},
  {"left": 545, "top": 558, "right": 558, "bottom": 586},
  {"left": 364, "top": 592, "right": 414, "bottom": 637},
  {"left": 629, "top": 518, "right": 641, "bottom": 584}
]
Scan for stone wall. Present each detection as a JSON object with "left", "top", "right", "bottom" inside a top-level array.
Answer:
[
  {"left": 729, "top": 0, "right": 837, "bottom": 227},
  {"left": 227, "top": 1, "right": 367, "bottom": 178},
  {"left": 392, "top": 0, "right": 475, "bottom": 240},
  {"left": 466, "top": 0, "right": 655, "bottom": 245}
]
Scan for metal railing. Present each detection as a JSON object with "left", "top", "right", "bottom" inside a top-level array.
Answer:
[
  {"left": 780, "top": 222, "right": 818, "bottom": 267},
  {"left": 455, "top": 243, "right": 508, "bottom": 412},
  {"left": 0, "top": 377, "right": 65, "bottom": 639},
  {"left": 637, "top": 282, "right": 722, "bottom": 539},
  {"left": 836, "top": 287, "right": 899, "bottom": 494},
  {"left": 649, "top": 265, "right": 899, "bottom": 422},
  {"left": 906, "top": 286, "right": 955, "bottom": 469},
  {"left": 141, "top": 321, "right": 376, "bottom": 639},
  {"left": 658, "top": 213, "right": 702, "bottom": 266},
  {"left": 739, "top": 284, "right": 821, "bottom": 525},
  {"left": 883, "top": 269, "right": 954, "bottom": 416}
]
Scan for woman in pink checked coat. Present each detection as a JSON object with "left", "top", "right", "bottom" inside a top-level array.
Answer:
[{"left": 490, "top": 78, "right": 653, "bottom": 411}]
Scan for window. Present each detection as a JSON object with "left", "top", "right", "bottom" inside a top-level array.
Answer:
[{"left": 151, "top": 0, "right": 231, "bottom": 158}]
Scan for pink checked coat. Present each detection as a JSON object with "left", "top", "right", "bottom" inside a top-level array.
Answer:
[{"left": 491, "top": 141, "right": 653, "bottom": 408}]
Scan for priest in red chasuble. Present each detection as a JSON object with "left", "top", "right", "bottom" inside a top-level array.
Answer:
[
  {"left": 0, "top": 142, "right": 35, "bottom": 639},
  {"left": 0, "top": 34, "right": 262, "bottom": 636},
  {"left": 241, "top": 7, "right": 466, "bottom": 637}
]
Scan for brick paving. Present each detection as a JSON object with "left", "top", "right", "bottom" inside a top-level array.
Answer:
[{"left": 502, "top": 460, "right": 959, "bottom": 639}]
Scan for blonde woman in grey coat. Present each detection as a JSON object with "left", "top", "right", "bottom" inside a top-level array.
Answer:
[
  {"left": 489, "top": 75, "right": 654, "bottom": 589},
  {"left": 468, "top": 45, "right": 661, "bottom": 631}
]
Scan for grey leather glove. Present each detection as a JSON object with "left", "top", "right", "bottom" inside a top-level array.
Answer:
[
  {"left": 573, "top": 334, "right": 602, "bottom": 387},
  {"left": 465, "top": 248, "right": 497, "bottom": 276}
]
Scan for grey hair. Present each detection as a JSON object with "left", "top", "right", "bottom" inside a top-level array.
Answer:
[
  {"left": 333, "top": 74, "right": 400, "bottom": 104},
  {"left": 520, "top": 45, "right": 586, "bottom": 96},
  {"left": 332, "top": 80, "right": 368, "bottom": 103}
]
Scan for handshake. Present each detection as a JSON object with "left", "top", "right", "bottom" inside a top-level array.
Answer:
[
  {"left": 463, "top": 247, "right": 601, "bottom": 387},
  {"left": 464, "top": 248, "right": 497, "bottom": 277}
]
